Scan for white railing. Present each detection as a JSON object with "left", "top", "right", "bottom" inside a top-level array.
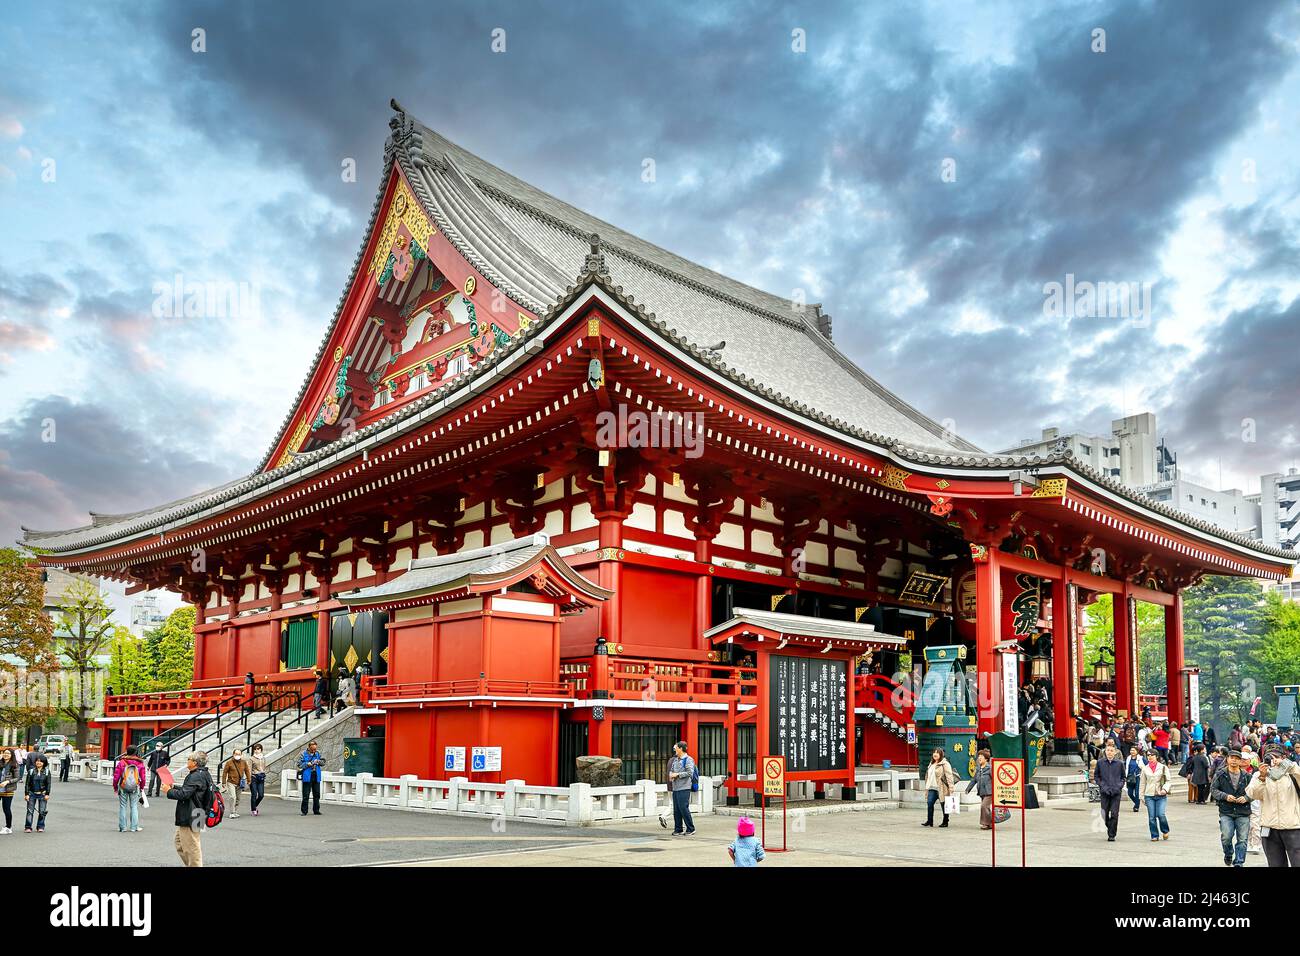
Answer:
[{"left": 278, "top": 771, "right": 715, "bottom": 827}]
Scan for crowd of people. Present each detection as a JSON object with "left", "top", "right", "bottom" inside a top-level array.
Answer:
[{"left": 1088, "top": 716, "right": 1300, "bottom": 867}]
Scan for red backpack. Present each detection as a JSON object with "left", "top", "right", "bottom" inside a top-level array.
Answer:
[{"left": 205, "top": 785, "right": 225, "bottom": 828}]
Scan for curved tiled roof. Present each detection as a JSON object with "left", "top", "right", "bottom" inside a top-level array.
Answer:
[{"left": 18, "top": 103, "right": 1296, "bottom": 571}]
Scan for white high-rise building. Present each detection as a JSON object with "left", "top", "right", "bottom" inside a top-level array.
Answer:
[
  {"left": 1253, "top": 468, "right": 1300, "bottom": 553},
  {"left": 1000, "top": 412, "right": 1159, "bottom": 487}
]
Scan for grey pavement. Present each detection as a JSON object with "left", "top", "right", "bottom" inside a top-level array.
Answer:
[
  {"left": 0, "top": 780, "right": 1262, "bottom": 867},
  {"left": 0, "top": 781, "right": 640, "bottom": 867}
]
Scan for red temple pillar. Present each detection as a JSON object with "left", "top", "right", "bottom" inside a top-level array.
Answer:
[
  {"left": 1050, "top": 575, "right": 1079, "bottom": 761},
  {"left": 974, "top": 548, "right": 1002, "bottom": 736},
  {"left": 1112, "top": 585, "right": 1135, "bottom": 720},
  {"left": 694, "top": 537, "right": 712, "bottom": 649},
  {"left": 1165, "top": 593, "right": 1186, "bottom": 725},
  {"left": 595, "top": 512, "right": 624, "bottom": 645}
]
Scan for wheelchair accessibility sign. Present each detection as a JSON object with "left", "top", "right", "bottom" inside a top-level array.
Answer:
[
  {"left": 444, "top": 747, "right": 465, "bottom": 773},
  {"left": 471, "top": 746, "right": 502, "bottom": 772}
]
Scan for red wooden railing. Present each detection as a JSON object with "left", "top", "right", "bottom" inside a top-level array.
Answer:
[
  {"left": 102, "top": 669, "right": 317, "bottom": 718},
  {"left": 102, "top": 685, "right": 245, "bottom": 718},
  {"left": 566, "top": 655, "right": 758, "bottom": 702},
  {"left": 367, "top": 677, "right": 575, "bottom": 701},
  {"left": 1079, "top": 689, "right": 1168, "bottom": 725}
]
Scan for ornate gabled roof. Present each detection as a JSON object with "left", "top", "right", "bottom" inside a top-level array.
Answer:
[
  {"left": 704, "top": 607, "right": 908, "bottom": 648},
  {"left": 336, "top": 533, "right": 611, "bottom": 612},
  {"left": 380, "top": 102, "right": 980, "bottom": 459}
]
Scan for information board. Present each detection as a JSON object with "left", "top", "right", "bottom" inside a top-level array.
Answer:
[
  {"left": 444, "top": 746, "right": 466, "bottom": 773},
  {"left": 769, "top": 656, "right": 848, "bottom": 772}
]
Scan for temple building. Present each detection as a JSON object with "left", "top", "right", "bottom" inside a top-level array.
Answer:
[{"left": 23, "top": 102, "right": 1296, "bottom": 800}]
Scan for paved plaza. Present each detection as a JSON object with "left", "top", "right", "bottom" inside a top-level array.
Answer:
[{"left": 2, "top": 781, "right": 1264, "bottom": 868}]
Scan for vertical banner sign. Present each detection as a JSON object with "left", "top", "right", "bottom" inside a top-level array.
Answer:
[
  {"left": 1188, "top": 672, "right": 1200, "bottom": 723},
  {"left": 1127, "top": 596, "right": 1139, "bottom": 707},
  {"left": 1002, "top": 652, "right": 1020, "bottom": 736},
  {"left": 1068, "top": 583, "right": 1080, "bottom": 716},
  {"left": 768, "top": 656, "right": 848, "bottom": 771}
]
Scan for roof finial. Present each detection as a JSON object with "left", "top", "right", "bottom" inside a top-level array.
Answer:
[{"left": 583, "top": 233, "right": 609, "bottom": 277}]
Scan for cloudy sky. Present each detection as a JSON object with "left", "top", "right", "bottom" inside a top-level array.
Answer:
[{"left": 3, "top": 0, "right": 1299, "bottom": 567}]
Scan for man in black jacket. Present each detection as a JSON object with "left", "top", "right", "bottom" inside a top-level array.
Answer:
[
  {"left": 162, "top": 752, "right": 214, "bottom": 867},
  {"left": 1093, "top": 739, "right": 1127, "bottom": 841},
  {"left": 1211, "top": 750, "right": 1253, "bottom": 867},
  {"left": 145, "top": 743, "right": 170, "bottom": 798}
]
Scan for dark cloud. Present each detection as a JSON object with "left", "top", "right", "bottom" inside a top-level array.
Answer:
[
  {"left": 1155, "top": 296, "right": 1300, "bottom": 478},
  {"left": 2, "top": 0, "right": 1298, "bottom": 544},
  {"left": 0, "top": 395, "right": 229, "bottom": 547}
]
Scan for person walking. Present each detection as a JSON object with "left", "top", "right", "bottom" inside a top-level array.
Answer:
[
  {"left": 1205, "top": 724, "right": 1217, "bottom": 748},
  {"left": 1123, "top": 745, "right": 1144, "bottom": 812},
  {"left": 1168, "top": 723, "right": 1182, "bottom": 766},
  {"left": 1245, "top": 745, "right": 1300, "bottom": 867},
  {"left": 299, "top": 740, "right": 326, "bottom": 816},
  {"left": 162, "top": 752, "right": 213, "bottom": 867},
  {"left": 220, "top": 749, "right": 250, "bottom": 819},
  {"left": 966, "top": 749, "right": 993, "bottom": 830},
  {"left": 247, "top": 743, "right": 268, "bottom": 816},
  {"left": 112, "top": 745, "right": 147, "bottom": 833},
  {"left": 922, "top": 747, "right": 958, "bottom": 829},
  {"left": 666, "top": 741, "right": 697, "bottom": 836},
  {"left": 1187, "top": 744, "right": 1211, "bottom": 804},
  {"left": 727, "top": 816, "right": 765, "bottom": 867},
  {"left": 312, "top": 670, "right": 328, "bottom": 717},
  {"left": 23, "top": 755, "right": 52, "bottom": 833},
  {"left": 1152, "top": 723, "right": 1171, "bottom": 765},
  {"left": 1211, "top": 750, "right": 1253, "bottom": 867},
  {"left": 0, "top": 749, "right": 19, "bottom": 834},
  {"left": 1093, "top": 739, "right": 1126, "bottom": 841},
  {"left": 13, "top": 744, "right": 26, "bottom": 781},
  {"left": 59, "top": 741, "right": 72, "bottom": 783},
  {"left": 1140, "top": 749, "right": 1172, "bottom": 843},
  {"left": 146, "top": 742, "right": 170, "bottom": 798}
]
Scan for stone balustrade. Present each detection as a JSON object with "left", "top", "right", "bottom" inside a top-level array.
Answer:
[{"left": 277, "top": 771, "right": 715, "bottom": 826}]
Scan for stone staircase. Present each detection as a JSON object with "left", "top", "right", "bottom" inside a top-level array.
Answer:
[{"left": 166, "top": 705, "right": 337, "bottom": 786}]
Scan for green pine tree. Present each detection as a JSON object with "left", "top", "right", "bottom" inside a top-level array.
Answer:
[
  {"left": 153, "top": 606, "right": 197, "bottom": 691},
  {"left": 1182, "top": 575, "right": 1266, "bottom": 730}
]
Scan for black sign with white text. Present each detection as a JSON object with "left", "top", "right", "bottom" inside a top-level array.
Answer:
[{"left": 769, "top": 655, "right": 848, "bottom": 772}]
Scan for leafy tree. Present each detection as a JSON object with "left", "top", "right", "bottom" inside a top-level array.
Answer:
[
  {"left": 1082, "top": 593, "right": 1167, "bottom": 697},
  {"left": 0, "top": 549, "right": 58, "bottom": 732},
  {"left": 153, "top": 606, "right": 196, "bottom": 691},
  {"left": 107, "top": 626, "right": 155, "bottom": 696},
  {"left": 1259, "top": 592, "right": 1300, "bottom": 696},
  {"left": 53, "top": 578, "right": 115, "bottom": 750},
  {"left": 1182, "top": 575, "right": 1266, "bottom": 729}
]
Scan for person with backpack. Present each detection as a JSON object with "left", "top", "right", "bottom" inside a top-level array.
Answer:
[
  {"left": 146, "top": 742, "right": 170, "bottom": 797},
  {"left": 727, "top": 816, "right": 765, "bottom": 867},
  {"left": 112, "top": 745, "right": 147, "bottom": 833},
  {"left": 220, "top": 749, "right": 251, "bottom": 819},
  {"left": 966, "top": 749, "right": 994, "bottom": 830},
  {"left": 23, "top": 755, "right": 52, "bottom": 833},
  {"left": 0, "top": 749, "right": 19, "bottom": 834},
  {"left": 299, "top": 741, "right": 326, "bottom": 816},
  {"left": 162, "top": 752, "right": 216, "bottom": 867},
  {"left": 665, "top": 740, "right": 696, "bottom": 836}
]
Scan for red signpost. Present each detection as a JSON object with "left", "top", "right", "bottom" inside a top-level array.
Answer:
[
  {"left": 760, "top": 755, "right": 787, "bottom": 852},
  {"left": 991, "top": 757, "right": 1026, "bottom": 868}
]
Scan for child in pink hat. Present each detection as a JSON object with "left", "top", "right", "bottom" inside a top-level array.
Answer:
[{"left": 727, "top": 816, "right": 766, "bottom": 867}]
